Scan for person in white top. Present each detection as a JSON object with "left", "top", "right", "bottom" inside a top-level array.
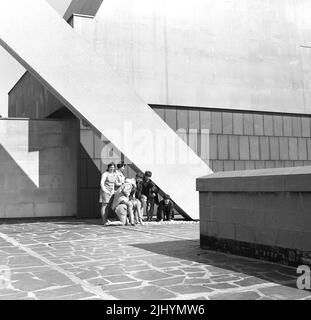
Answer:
[{"left": 99, "top": 162, "right": 117, "bottom": 225}]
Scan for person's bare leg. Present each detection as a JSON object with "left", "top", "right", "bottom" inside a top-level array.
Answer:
[
  {"left": 127, "top": 202, "right": 135, "bottom": 226},
  {"left": 117, "top": 205, "right": 128, "bottom": 225},
  {"left": 101, "top": 203, "right": 109, "bottom": 225},
  {"left": 136, "top": 200, "right": 143, "bottom": 224},
  {"left": 132, "top": 200, "right": 141, "bottom": 224},
  {"left": 140, "top": 196, "right": 147, "bottom": 221},
  {"left": 132, "top": 201, "right": 139, "bottom": 224}
]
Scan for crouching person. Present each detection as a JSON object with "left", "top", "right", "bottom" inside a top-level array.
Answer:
[
  {"left": 112, "top": 179, "right": 135, "bottom": 226},
  {"left": 157, "top": 194, "right": 175, "bottom": 222}
]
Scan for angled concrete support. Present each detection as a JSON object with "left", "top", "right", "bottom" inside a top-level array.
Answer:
[
  {"left": 0, "top": 0, "right": 212, "bottom": 219},
  {"left": 64, "top": 0, "right": 103, "bottom": 21}
]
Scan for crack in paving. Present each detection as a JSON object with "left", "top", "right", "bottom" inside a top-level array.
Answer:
[
  {"left": 0, "top": 231, "right": 117, "bottom": 300},
  {"left": 115, "top": 227, "right": 303, "bottom": 299},
  {"left": 167, "top": 282, "right": 280, "bottom": 300},
  {"left": 120, "top": 225, "right": 196, "bottom": 241},
  {"left": 1, "top": 222, "right": 307, "bottom": 300}
]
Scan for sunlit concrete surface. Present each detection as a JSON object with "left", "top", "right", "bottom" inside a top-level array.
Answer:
[
  {"left": 0, "top": 0, "right": 212, "bottom": 220},
  {"left": 73, "top": 0, "right": 311, "bottom": 114},
  {"left": 0, "top": 220, "right": 310, "bottom": 300}
]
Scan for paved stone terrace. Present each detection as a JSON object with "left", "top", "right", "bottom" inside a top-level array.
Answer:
[{"left": 0, "top": 219, "right": 310, "bottom": 300}]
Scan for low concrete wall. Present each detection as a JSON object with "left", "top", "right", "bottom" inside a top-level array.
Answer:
[
  {"left": 0, "top": 118, "right": 79, "bottom": 218},
  {"left": 197, "top": 166, "right": 311, "bottom": 266}
]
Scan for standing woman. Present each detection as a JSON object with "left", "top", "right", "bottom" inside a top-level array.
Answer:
[{"left": 100, "top": 162, "right": 117, "bottom": 225}]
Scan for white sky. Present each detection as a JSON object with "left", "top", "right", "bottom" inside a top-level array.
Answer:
[{"left": 0, "top": 0, "right": 72, "bottom": 117}]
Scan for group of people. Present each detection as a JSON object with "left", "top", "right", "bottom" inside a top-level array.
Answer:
[{"left": 99, "top": 162, "right": 175, "bottom": 226}]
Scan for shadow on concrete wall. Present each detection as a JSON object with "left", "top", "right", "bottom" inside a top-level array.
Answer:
[
  {"left": 78, "top": 144, "right": 101, "bottom": 219},
  {"left": 0, "top": 119, "right": 79, "bottom": 219},
  {"left": 0, "top": 144, "right": 38, "bottom": 218}
]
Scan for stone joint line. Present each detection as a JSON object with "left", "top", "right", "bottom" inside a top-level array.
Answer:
[{"left": 0, "top": 231, "right": 117, "bottom": 300}]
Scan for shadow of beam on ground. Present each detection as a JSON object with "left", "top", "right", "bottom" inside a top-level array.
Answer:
[
  {"left": 131, "top": 239, "right": 303, "bottom": 291},
  {"left": 1, "top": 218, "right": 309, "bottom": 294}
]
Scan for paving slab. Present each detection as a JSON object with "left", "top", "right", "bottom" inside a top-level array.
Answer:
[{"left": 0, "top": 219, "right": 310, "bottom": 300}]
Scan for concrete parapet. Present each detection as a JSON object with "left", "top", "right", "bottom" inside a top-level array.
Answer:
[{"left": 197, "top": 166, "right": 311, "bottom": 266}]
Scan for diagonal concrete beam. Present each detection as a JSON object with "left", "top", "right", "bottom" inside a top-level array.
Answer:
[
  {"left": 0, "top": 0, "right": 212, "bottom": 219},
  {"left": 64, "top": 0, "right": 104, "bottom": 21}
]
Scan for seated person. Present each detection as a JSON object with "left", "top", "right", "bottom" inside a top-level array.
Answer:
[
  {"left": 157, "top": 194, "right": 175, "bottom": 222},
  {"left": 128, "top": 181, "right": 144, "bottom": 225}
]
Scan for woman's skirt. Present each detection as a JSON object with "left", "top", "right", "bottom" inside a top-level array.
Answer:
[{"left": 99, "top": 189, "right": 113, "bottom": 204}]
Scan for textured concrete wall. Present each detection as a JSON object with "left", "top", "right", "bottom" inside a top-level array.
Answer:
[
  {"left": 8, "top": 72, "right": 63, "bottom": 119},
  {"left": 73, "top": 0, "right": 311, "bottom": 114},
  {"left": 9, "top": 73, "right": 311, "bottom": 172},
  {"left": 8, "top": 75, "right": 311, "bottom": 218},
  {"left": 154, "top": 106, "right": 311, "bottom": 171},
  {"left": 9, "top": 74, "right": 311, "bottom": 173},
  {"left": 0, "top": 118, "right": 79, "bottom": 218},
  {"left": 197, "top": 167, "right": 311, "bottom": 266},
  {"left": 12, "top": 0, "right": 311, "bottom": 116}
]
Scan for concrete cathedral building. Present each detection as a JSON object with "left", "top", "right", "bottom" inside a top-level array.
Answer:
[
  {"left": 1, "top": 0, "right": 311, "bottom": 233},
  {"left": 1, "top": 0, "right": 311, "bottom": 266}
]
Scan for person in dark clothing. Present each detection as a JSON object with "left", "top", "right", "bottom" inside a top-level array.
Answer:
[
  {"left": 141, "top": 171, "right": 153, "bottom": 197},
  {"left": 141, "top": 171, "right": 159, "bottom": 221},
  {"left": 135, "top": 172, "right": 144, "bottom": 199},
  {"left": 133, "top": 172, "right": 148, "bottom": 221},
  {"left": 157, "top": 194, "right": 174, "bottom": 222}
]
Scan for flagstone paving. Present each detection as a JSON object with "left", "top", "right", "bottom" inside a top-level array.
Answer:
[{"left": 0, "top": 219, "right": 310, "bottom": 300}]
